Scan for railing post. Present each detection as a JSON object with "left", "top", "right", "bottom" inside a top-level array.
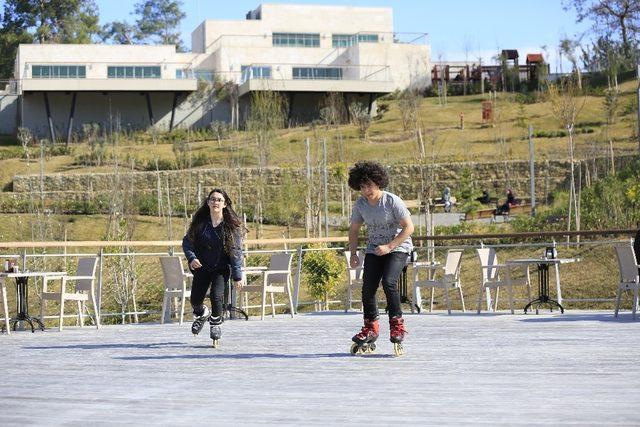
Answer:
[
  {"left": 21, "top": 248, "right": 27, "bottom": 271},
  {"left": 97, "top": 248, "right": 104, "bottom": 324},
  {"left": 293, "top": 245, "right": 303, "bottom": 314}
]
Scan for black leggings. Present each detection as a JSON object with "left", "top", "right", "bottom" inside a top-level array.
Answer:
[
  {"left": 191, "top": 268, "right": 229, "bottom": 317},
  {"left": 362, "top": 252, "right": 408, "bottom": 320}
]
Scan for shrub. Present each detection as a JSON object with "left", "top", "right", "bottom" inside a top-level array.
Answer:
[{"left": 302, "top": 247, "right": 344, "bottom": 308}]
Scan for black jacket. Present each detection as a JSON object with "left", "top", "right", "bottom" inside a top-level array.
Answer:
[{"left": 182, "top": 220, "right": 243, "bottom": 281}]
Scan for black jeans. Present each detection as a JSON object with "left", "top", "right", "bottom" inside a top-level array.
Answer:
[
  {"left": 362, "top": 252, "right": 408, "bottom": 320},
  {"left": 191, "top": 268, "right": 229, "bottom": 317}
]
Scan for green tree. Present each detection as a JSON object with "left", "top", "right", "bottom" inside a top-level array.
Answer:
[
  {"left": 100, "top": 20, "right": 137, "bottom": 44},
  {"left": 0, "top": 0, "right": 100, "bottom": 78},
  {"left": 134, "top": 0, "right": 185, "bottom": 50}
]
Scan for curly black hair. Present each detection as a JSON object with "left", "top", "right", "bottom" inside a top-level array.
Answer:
[{"left": 347, "top": 161, "right": 389, "bottom": 191}]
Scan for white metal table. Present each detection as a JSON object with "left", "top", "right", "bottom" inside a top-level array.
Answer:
[
  {"left": 0, "top": 271, "right": 66, "bottom": 332},
  {"left": 506, "top": 258, "right": 577, "bottom": 314}
]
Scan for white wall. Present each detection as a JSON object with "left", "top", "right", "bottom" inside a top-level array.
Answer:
[{"left": 0, "top": 94, "right": 18, "bottom": 134}]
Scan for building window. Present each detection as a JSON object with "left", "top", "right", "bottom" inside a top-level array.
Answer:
[
  {"left": 332, "top": 34, "right": 378, "bottom": 47},
  {"left": 194, "top": 70, "right": 214, "bottom": 82},
  {"left": 292, "top": 67, "right": 343, "bottom": 80},
  {"left": 107, "top": 66, "right": 161, "bottom": 78},
  {"left": 332, "top": 34, "right": 354, "bottom": 48},
  {"left": 273, "top": 33, "right": 320, "bottom": 47},
  {"left": 176, "top": 69, "right": 194, "bottom": 79},
  {"left": 358, "top": 34, "right": 379, "bottom": 43},
  {"left": 241, "top": 65, "right": 272, "bottom": 82},
  {"left": 32, "top": 65, "right": 86, "bottom": 78}
]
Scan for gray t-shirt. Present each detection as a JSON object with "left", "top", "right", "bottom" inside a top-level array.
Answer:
[{"left": 350, "top": 191, "right": 413, "bottom": 254}]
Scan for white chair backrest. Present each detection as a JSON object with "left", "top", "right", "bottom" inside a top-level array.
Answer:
[
  {"left": 344, "top": 250, "right": 364, "bottom": 281},
  {"left": 267, "top": 252, "right": 293, "bottom": 284},
  {"left": 615, "top": 244, "right": 639, "bottom": 283},
  {"left": 476, "top": 248, "right": 499, "bottom": 281},
  {"left": 444, "top": 250, "right": 464, "bottom": 279},
  {"left": 74, "top": 257, "right": 98, "bottom": 291},
  {"left": 160, "top": 256, "right": 187, "bottom": 289}
]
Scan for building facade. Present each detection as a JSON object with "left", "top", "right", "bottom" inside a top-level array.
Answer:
[{"left": 3, "top": 3, "right": 431, "bottom": 139}]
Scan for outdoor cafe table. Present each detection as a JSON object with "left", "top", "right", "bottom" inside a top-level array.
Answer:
[
  {"left": 505, "top": 258, "right": 578, "bottom": 314},
  {"left": 0, "top": 271, "right": 66, "bottom": 332}
]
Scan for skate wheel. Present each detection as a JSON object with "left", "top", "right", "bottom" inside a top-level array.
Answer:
[
  {"left": 368, "top": 343, "right": 376, "bottom": 353},
  {"left": 350, "top": 343, "right": 359, "bottom": 355},
  {"left": 212, "top": 339, "right": 219, "bottom": 348},
  {"left": 393, "top": 343, "right": 404, "bottom": 357}
]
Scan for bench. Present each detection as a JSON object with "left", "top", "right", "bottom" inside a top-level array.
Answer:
[
  {"left": 463, "top": 203, "right": 532, "bottom": 221},
  {"left": 404, "top": 197, "right": 457, "bottom": 212}
]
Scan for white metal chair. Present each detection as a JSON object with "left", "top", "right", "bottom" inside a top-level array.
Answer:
[
  {"left": 159, "top": 256, "right": 193, "bottom": 325},
  {"left": 413, "top": 249, "right": 465, "bottom": 314},
  {"left": 614, "top": 243, "right": 640, "bottom": 319},
  {"left": 41, "top": 257, "right": 100, "bottom": 331},
  {"left": 240, "top": 252, "right": 295, "bottom": 320},
  {"left": 1, "top": 276, "right": 9, "bottom": 335},
  {"left": 343, "top": 250, "right": 364, "bottom": 312},
  {"left": 476, "top": 248, "right": 531, "bottom": 314}
]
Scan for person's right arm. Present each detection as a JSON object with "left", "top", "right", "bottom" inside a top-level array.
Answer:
[
  {"left": 348, "top": 222, "right": 363, "bottom": 268},
  {"left": 182, "top": 235, "right": 202, "bottom": 269}
]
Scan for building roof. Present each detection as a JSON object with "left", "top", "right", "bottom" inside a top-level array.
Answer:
[
  {"left": 526, "top": 53, "right": 544, "bottom": 63},
  {"left": 501, "top": 49, "right": 519, "bottom": 60}
]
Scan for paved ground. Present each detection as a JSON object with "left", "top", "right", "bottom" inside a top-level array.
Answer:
[{"left": 2, "top": 311, "right": 640, "bottom": 426}]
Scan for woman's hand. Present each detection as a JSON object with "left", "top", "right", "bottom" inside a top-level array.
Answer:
[
  {"left": 190, "top": 258, "right": 202, "bottom": 269},
  {"left": 350, "top": 253, "right": 360, "bottom": 268}
]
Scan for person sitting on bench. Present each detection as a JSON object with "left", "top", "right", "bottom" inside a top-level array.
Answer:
[{"left": 495, "top": 189, "right": 517, "bottom": 215}]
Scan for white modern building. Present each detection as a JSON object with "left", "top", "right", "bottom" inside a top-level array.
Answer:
[{"left": 1, "top": 3, "right": 431, "bottom": 140}]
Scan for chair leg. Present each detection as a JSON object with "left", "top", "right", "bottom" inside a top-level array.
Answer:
[
  {"left": 161, "top": 293, "right": 169, "bottom": 324},
  {"left": 78, "top": 301, "right": 84, "bottom": 327},
  {"left": 286, "top": 279, "right": 295, "bottom": 318},
  {"left": 458, "top": 286, "right": 466, "bottom": 312},
  {"left": 179, "top": 292, "right": 186, "bottom": 325},
  {"left": 413, "top": 285, "right": 422, "bottom": 314},
  {"left": 58, "top": 294, "right": 65, "bottom": 332},
  {"left": 2, "top": 283, "right": 10, "bottom": 335},
  {"left": 91, "top": 291, "right": 100, "bottom": 329},
  {"left": 554, "top": 263, "right": 562, "bottom": 305},
  {"left": 615, "top": 286, "right": 622, "bottom": 317},
  {"left": 270, "top": 292, "right": 275, "bottom": 317},
  {"left": 494, "top": 287, "right": 500, "bottom": 311},
  {"left": 261, "top": 284, "right": 267, "bottom": 321}
]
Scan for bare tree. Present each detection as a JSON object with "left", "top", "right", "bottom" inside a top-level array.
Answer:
[
  {"left": 548, "top": 81, "right": 586, "bottom": 238},
  {"left": 246, "top": 90, "right": 287, "bottom": 239},
  {"left": 559, "top": 37, "right": 583, "bottom": 90}
]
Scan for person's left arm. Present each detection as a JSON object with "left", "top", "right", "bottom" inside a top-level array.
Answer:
[
  {"left": 374, "top": 198, "right": 415, "bottom": 256},
  {"left": 374, "top": 216, "right": 414, "bottom": 256},
  {"left": 229, "top": 230, "right": 244, "bottom": 288}
]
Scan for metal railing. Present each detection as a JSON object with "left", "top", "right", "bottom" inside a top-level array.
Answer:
[{"left": 0, "top": 229, "right": 636, "bottom": 326}]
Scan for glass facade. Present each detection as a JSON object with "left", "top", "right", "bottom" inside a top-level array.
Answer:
[
  {"left": 292, "top": 67, "right": 343, "bottom": 80},
  {"left": 32, "top": 65, "right": 86, "bottom": 78},
  {"left": 107, "top": 66, "right": 161, "bottom": 78},
  {"left": 332, "top": 33, "right": 379, "bottom": 48},
  {"left": 273, "top": 33, "right": 320, "bottom": 47},
  {"left": 241, "top": 66, "right": 272, "bottom": 82}
]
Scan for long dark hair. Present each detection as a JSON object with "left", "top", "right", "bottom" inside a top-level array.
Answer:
[{"left": 186, "top": 188, "right": 245, "bottom": 256}]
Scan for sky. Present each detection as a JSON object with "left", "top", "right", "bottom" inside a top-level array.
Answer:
[{"left": 17, "top": 0, "right": 595, "bottom": 72}]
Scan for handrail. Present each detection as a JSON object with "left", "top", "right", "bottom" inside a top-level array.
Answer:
[{"left": 0, "top": 229, "right": 635, "bottom": 249}]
